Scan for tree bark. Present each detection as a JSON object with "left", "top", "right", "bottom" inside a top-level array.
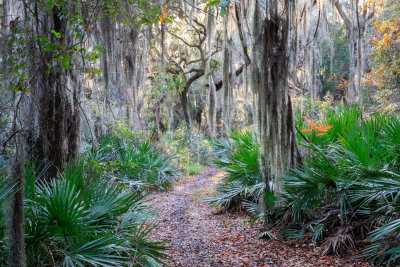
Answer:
[
  {"left": 334, "top": 0, "right": 370, "bottom": 108},
  {"left": 255, "top": 0, "right": 300, "bottom": 191},
  {"left": 222, "top": 8, "right": 232, "bottom": 133},
  {"left": 208, "top": 76, "right": 217, "bottom": 139},
  {"left": 67, "top": 70, "right": 81, "bottom": 162},
  {"left": 7, "top": 92, "right": 26, "bottom": 267},
  {"left": 7, "top": 141, "right": 26, "bottom": 267},
  {"left": 180, "top": 87, "right": 192, "bottom": 127},
  {"left": 30, "top": 5, "right": 79, "bottom": 178}
]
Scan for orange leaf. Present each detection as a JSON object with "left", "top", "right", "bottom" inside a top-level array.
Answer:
[
  {"left": 159, "top": 15, "right": 167, "bottom": 23},
  {"left": 162, "top": 7, "right": 169, "bottom": 14},
  {"left": 89, "top": 69, "right": 94, "bottom": 79},
  {"left": 86, "top": 25, "right": 91, "bottom": 31},
  {"left": 316, "top": 125, "right": 333, "bottom": 132},
  {"left": 302, "top": 116, "right": 316, "bottom": 129}
]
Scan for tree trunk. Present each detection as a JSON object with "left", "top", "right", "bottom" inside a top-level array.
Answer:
[
  {"left": 250, "top": 0, "right": 261, "bottom": 136},
  {"left": 255, "top": 0, "right": 300, "bottom": 191},
  {"left": 335, "top": 0, "right": 366, "bottom": 108},
  {"left": 7, "top": 141, "right": 26, "bottom": 267},
  {"left": 222, "top": 9, "right": 232, "bottom": 133},
  {"left": 348, "top": 28, "right": 360, "bottom": 103},
  {"left": 67, "top": 71, "right": 81, "bottom": 162},
  {"left": 206, "top": 7, "right": 217, "bottom": 138},
  {"left": 161, "top": 1, "right": 167, "bottom": 69},
  {"left": 7, "top": 92, "right": 26, "bottom": 267},
  {"left": 208, "top": 76, "right": 217, "bottom": 139},
  {"left": 7, "top": 145, "right": 26, "bottom": 267},
  {"left": 180, "top": 87, "right": 192, "bottom": 127},
  {"left": 30, "top": 5, "right": 79, "bottom": 178}
]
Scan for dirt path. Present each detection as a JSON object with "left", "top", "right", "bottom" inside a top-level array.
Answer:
[{"left": 148, "top": 167, "right": 369, "bottom": 267}]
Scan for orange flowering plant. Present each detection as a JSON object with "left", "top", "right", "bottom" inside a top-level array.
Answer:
[{"left": 301, "top": 116, "right": 333, "bottom": 137}]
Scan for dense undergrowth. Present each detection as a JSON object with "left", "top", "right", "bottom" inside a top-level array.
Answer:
[
  {"left": 210, "top": 108, "right": 400, "bottom": 265},
  {"left": 88, "top": 134, "right": 180, "bottom": 191},
  {"left": 208, "top": 130, "right": 264, "bottom": 209},
  {"left": 164, "top": 126, "right": 212, "bottom": 175},
  {"left": 0, "top": 132, "right": 185, "bottom": 266},
  {"left": 0, "top": 124, "right": 214, "bottom": 267}
]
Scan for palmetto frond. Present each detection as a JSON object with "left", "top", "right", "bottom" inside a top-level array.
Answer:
[{"left": 24, "top": 158, "right": 168, "bottom": 266}]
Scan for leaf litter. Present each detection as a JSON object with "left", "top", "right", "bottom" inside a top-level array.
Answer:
[{"left": 147, "top": 167, "right": 370, "bottom": 266}]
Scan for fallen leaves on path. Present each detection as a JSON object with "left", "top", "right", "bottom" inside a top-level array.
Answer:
[{"left": 148, "top": 168, "right": 370, "bottom": 266}]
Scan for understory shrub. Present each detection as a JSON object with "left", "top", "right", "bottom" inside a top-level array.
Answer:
[
  {"left": 210, "top": 109, "right": 400, "bottom": 265},
  {"left": 88, "top": 134, "right": 180, "bottom": 190},
  {"left": 284, "top": 111, "right": 400, "bottom": 264},
  {"left": 208, "top": 130, "right": 264, "bottom": 209},
  {"left": 185, "top": 161, "right": 205, "bottom": 175},
  {"left": 165, "top": 126, "right": 212, "bottom": 175},
  {"left": 0, "top": 159, "right": 168, "bottom": 266}
]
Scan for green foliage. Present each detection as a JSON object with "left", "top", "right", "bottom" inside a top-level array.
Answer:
[
  {"left": 23, "top": 159, "right": 168, "bottom": 266},
  {"left": 0, "top": 130, "right": 175, "bottom": 265},
  {"left": 283, "top": 111, "right": 400, "bottom": 261},
  {"left": 90, "top": 134, "right": 180, "bottom": 190},
  {"left": 166, "top": 125, "right": 212, "bottom": 174},
  {"left": 210, "top": 109, "right": 400, "bottom": 264},
  {"left": 296, "top": 106, "right": 360, "bottom": 146},
  {"left": 208, "top": 130, "right": 263, "bottom": 209},
  {"left": 213, "top": 130, "right": 261, "bottom": 186},
  {"left": 185, "top": 162, "right": 205, "bottom": 175},
  {"left": 320, "top": 24, "right": 350, "bottom": 96},
  {"left": 152, "top": 72, "right": 186, "bottom": 98}
]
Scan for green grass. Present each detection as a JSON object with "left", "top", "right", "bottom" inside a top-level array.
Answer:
[{"left": 185, "top": 162, "right": 205, "bottom": 175}]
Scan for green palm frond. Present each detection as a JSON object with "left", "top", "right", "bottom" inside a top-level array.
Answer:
[
  {"left": 24, "top": 156, "right": 168, "bottom": 266},
  {"left": 34, "top": 178, "right": 86, "bottom": 236},
  {"left": 131, "top": 223, "right": 169, "bottom": 267},
  {"left": 62, "top": 235, "right": 128, "bottom": 267},
  {"left": 210, "top": 130, "right": 263, "bottom": 210}
]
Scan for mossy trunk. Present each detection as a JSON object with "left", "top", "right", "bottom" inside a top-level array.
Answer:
[
  {"left": 7, "top": 92, "right": 26, "bottom": 267},
  {"left": 222, "top": 8, "right": 232, "bottom": 133},
  {"left": 208, "top": 76, "right": 217, "bottom": 139},
  {"left": 29, "top": 5, "right": 76, "bottom": 178},
  {"left": 180, "top": 87, "right": 192, "bottom": 127},
  {"left": 254, "top": 0, "right": 300, "bottom": 191}
]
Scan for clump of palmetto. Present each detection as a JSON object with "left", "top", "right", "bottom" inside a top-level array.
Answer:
[
  {"left": 208, "top": 130, "right": 264, "bottom": 210},
  {"left": 210, "top": 108, "right": 400, "bottom": 265},
  {"left": 0, "top": 159, "right": 168, "bottom": 266},
  {"left": 283, "top": 108, "right": 400, "bottom": 260},
  {"left": 87, "top": 134, "right": 180, "bottom": 191}
]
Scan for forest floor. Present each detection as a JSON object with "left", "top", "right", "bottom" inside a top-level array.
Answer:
[{"left": 148, "top": 167, "right": 370, "bottom": 267}]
